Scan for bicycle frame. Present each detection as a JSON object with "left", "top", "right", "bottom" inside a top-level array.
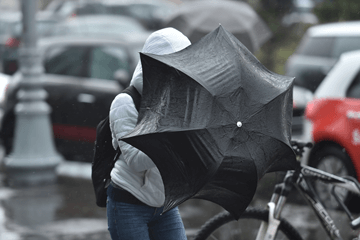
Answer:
[{"left": 256, "top": 164, "right": 360, "bottom": 240}]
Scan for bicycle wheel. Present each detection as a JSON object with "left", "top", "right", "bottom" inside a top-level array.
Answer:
[
  {"left": 309, "top": 145, "right": 360, "bottom": 212},
  {"left": 193, "top": 208, "right": 303, "bottom": 240}
]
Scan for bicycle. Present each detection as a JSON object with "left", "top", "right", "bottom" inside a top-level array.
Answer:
[{"left": 192, "top": 140, "right": 360, "bottom": 240}]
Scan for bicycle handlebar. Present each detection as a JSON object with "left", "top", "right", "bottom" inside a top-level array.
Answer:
[{"left": 290, "top": 140, "right": 313, "bottom": 148}]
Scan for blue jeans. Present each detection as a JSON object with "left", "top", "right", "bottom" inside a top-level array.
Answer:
[{"left": 106, "top": 186, "right": 187, "bottom": 240}]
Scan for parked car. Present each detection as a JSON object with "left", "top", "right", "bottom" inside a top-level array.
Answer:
[
  {"left": 0, "top": 11, "right": 61, "bottom": 75},
  {"left": 0, "top": 34, "right": 148, "bottom": 162},
  {"left": 43, "top": 0, "right": 176, "bottom": 30},
  {"left": 52, "top": 15, "right": 150, "bottom": 37},
  {"left": 285, "top": 21, "right": 360, "bottom": 92},
  {"left": 43, "top": 0, "right": 78, "bottom": 18},
  {"left": 42, "top": 0, "right": 106, "bottom": 20},
  {"left": 303, "top": 50, "right": 360, "bottom": 211},
  {"left": 102, "top": 0, "right": 177, "bottom": 30}
]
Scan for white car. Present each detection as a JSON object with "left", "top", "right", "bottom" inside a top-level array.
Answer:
[
  {"left": 285, "top": 21, "right": 360, "bottom": 92},
  {"left": 312, "top": 50, "right": 360, "bottom": 100}
]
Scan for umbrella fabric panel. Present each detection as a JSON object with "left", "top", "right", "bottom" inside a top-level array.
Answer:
[
  {"left": 232, "top": 133, "right": 295, "bottom": 177},
  {"left": 124, "top": 128, "right": 260, "bottom": 220},
  {"left": 193, "top": 129, "right": 294, "bottom": 220},
  {"left": 143, "top": 30, "right": 244, "bottom": 97},
  {"left": 123, "top": 130, "right": 225, "bottom": 210},
  {"left": 244, "top": 88, "right": 294, "bottom": 144},
  {"left": 138, "top": 53, "right": 238, "bottom": 131},
  {"left": 194, "top": 155, "right": 258, "bottom": 220}
]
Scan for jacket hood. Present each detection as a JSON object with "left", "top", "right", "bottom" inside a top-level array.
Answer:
[{"left": 130, "top": 27, "right": 191, "bottom": 94}]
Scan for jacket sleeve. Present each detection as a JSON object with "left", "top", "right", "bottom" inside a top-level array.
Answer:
[{"left": 109, "top": 93, "right": 156, "bottom": 172}]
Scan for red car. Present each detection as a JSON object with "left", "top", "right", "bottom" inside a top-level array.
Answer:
[{"left": 305, "top": 97, "right": 360, "bottom": 211}]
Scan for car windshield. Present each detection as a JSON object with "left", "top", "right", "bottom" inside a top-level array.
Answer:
[
  {"left": 109, "top": 4, "right": 157, "bottom": 19},
  {"left": 76, "top": 3, "right": 107, "bottom": 15},
  {"left": 53, "top": 1, "right": 77, "bottom": 17},
  {"left": 89, "top": 46, "right": 130, "bottom": 80},
  {"left": 44, "top": 46, "right": 88, "bottom": 78},
  {"left": 332, "top": 37, "right": 360, "bottom": 58},
  {"left": 295, "top": 35, "right": 335, "bottom": 58},
  {"left": 44, "top": 44, "right": 136, "bottom": 81},
  {"left": 346, "top": 71, "right": 360, "bottom": 98}
]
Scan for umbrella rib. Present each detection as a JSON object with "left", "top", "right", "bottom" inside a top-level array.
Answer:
[{"left": 212, "top": 94, "right": 237, "bottom": 124}]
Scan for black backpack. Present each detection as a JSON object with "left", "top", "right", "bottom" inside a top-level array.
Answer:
[{"left": 91, "top": 85, "right": 141, "bottom": 208}]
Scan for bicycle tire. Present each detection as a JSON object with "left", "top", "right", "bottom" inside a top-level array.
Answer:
[
  {"left": 309, "top": 144, "right": 360, "bottom": 212},
  {"left": 193, "top": 208, "right": 303, "bottom": 240}
]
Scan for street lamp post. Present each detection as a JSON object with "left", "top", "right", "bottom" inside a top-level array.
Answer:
[{"left": 4, "top": 0, "right": 63, "bottom": 186}]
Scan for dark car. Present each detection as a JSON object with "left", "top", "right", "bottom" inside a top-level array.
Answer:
[
  {"left": 1, "top": 34, "right": 148, "bottom": 162},
  {"left": 0, "top": 11, "right": 61, "bottom": 75}
]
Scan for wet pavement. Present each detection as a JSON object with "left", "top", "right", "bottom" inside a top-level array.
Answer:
[
  {"left": 0, "top": 160, "right": 359, "bottom": 240},
  {"left": 0, "top": 169, "right": 110, "bottom": 240}
]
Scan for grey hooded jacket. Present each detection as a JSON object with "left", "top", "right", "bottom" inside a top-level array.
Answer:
[{"left": 109, "top": 28, "right": 191, "bottom": 207}]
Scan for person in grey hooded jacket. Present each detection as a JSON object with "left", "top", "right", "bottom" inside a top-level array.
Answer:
[{"left": 107, "top": 28, "right": 191, "bottom": 240}]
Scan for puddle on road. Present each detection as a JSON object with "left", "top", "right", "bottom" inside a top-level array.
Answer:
[
  {"left": 39, "top": 218, "right": 107, "bottom": 235},
  {"left": 0, "top": 176, "right": 109, "bottom": 240},
  {"left": 0, "top": 203, "right": 21, "bottom": 240}
]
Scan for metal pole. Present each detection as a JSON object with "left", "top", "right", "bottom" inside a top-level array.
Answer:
[{"left": 4, "top": 0, "right": 63, "bottom": 186}]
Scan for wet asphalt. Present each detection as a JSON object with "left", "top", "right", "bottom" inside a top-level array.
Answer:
[{"left": 0, "top": 160, "right": 359, "bottom": 240}]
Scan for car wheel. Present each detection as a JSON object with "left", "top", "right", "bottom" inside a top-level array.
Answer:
[{"left": 309, "top": 145, "right": 360, "bottom": 213}]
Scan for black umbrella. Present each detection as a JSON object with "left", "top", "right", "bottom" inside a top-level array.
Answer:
[{"left": 122, "top": 26, "right": 297, "bottom": 219}]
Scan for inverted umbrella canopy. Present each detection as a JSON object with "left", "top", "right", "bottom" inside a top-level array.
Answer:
[
  {"left": 163, "top": 0, "right": 272, "bottom": 53},
  {"left": 122, "top": 26, "right": 296, "bottom": 219}
]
